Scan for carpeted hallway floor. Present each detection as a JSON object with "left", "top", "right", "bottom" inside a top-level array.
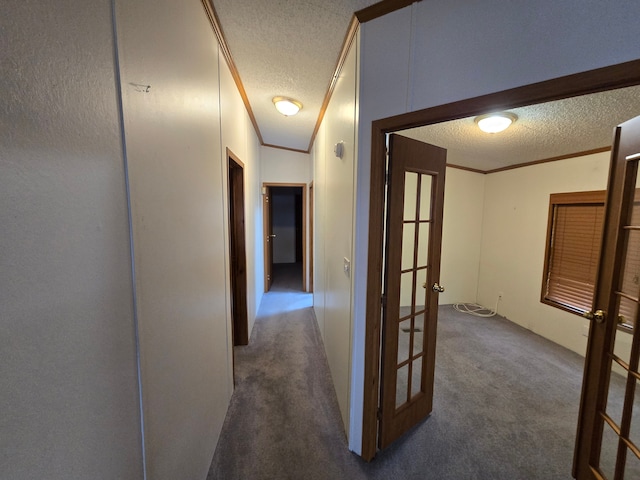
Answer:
[{"left": 208, "top": 271, "right": 610, "bottom": 479}]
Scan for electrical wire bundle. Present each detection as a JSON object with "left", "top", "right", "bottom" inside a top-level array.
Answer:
[{"left": 453, "top": 297, "right": 499, "bottom": 318}]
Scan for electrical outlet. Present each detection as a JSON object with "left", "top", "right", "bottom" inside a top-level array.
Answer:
[{"left": 343, "top": 257, "right": 351, "bottom": 277}]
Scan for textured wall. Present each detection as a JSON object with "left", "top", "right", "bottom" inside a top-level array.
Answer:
[
  {"left": 478, "top": 152, "right": 610, "bottom": 356},
  {"left": 0, "top": 0, "right": 143, "bottom": 478},
  {"left": 312, "top": 121, "right": 328, "bottom": 335},
  {"left": 353, "top": 0, "right": 640, "bottom": 454},
  {"left": 220, "top": 59, "right": 264, "bottom": 337},
  {"left": 439, "top": 168, "right": 486, "bottom": 305},
  {"left": 312, "top": 34, "right": 359, "bottom": 432},
  {"left": 261, "top": 146, "right": 312, "bottom": 287},
  {"left": 114, "top": 0, "right": 235, "bottom": 478},
  {"left": 261, "top": 147, "right": 312, "bottom": 184}
]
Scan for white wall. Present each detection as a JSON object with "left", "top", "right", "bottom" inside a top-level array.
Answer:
[
  {"left": 2, "top": 0, "right": 263, "bottom": 478},
  {"left": 115, "top": 0, "right": 263, "bottom": 478},
  {"left": 312, "top": 119, "right": 328, "bottom": 335},
  {"left": 312, "top": 33, "right": 360, "bottom": 431},
  {"left": 440, "top": 167, "right": 486, "bottom": 305},
  {"left": 477, "top": 152, "right": 610, "bottom": 355},
  {"left": 1, "top": 1, "right": 143, "bottom": 478},
  {"left": 220, "top": 50, "right": 263, "bottom": 340},
  {"left": 352, "top": 0, "right": 640, "bottom": 454},
  {"left": 398, "top": 165, "right": 485, "bottom": 307},
  {"left": 114, "top": 0, "right": 243, "bottom": 477},
  {"left": 261, "top": 146, "right": 311, "bottom": 285},
  {"left": 261, "top": 146, "right": 311, "bottom": 184}
]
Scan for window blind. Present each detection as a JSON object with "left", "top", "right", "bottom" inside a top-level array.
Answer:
[
  {"left": 617, "top": 202, "right": 640, "bottom": 330},
  {"left": 545, "top": 202, "right": 604, "bottom": 313}
]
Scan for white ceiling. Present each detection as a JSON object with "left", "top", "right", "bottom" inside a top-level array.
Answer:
[
  {"left": 213, "top": 0, "right": 378, "bottom": 152},
  {"left": 400, "top": 85, "right": 640, "bottom": 172},
  {"left": 212, "top": 2, "right": 640, "bottom": 169}
]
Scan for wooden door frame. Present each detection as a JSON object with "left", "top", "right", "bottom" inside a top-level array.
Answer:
[
  {"left": 263, "top": 185, "right": 273, "bottom": 291},
  {"left": 362, "top": 59, "right": 640, "bottom": 461},
  {"left": 309, "top": 181, "right": 314, "bottom": 293},
  {"left": 378, "top": 135, "right": 447, "bottom": 448},
  {"left": 573, "top": 117, "right": 640, "bottom": 479},
  {"left": 228, "top": 148, "right": 248, "bottom": 347},
  {"left": 262, "top": 182, "right": 308, "bottom": 292}
]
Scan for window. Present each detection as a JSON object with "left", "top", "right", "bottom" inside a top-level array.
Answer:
[{"left": 541, "top": 191, "right": 606, "bottom": 315}]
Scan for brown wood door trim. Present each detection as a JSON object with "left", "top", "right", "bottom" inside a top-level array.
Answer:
[
  {"left": 263, "top": 187, "right": 273, "bottom": 291},
  {"left": 573, "top": 116, "right": 640, "bottom": 478},
  {"left": 362, "top": 59, "right": 640, "bottom": 462},
  {"left": 309, "top": 182, "right": 314, "bottom": 293},
  {"left": 355, "top": 0, "right": 421, "bottom": 23},
  {"left": 378, "top": 134, "right": 447, "bottom": 448},
  {"left": 228, "top": 148, "right": 249, "bottom": 347},
  {"left": 262, "top": 182, "right": 308, "bottom": 292}
]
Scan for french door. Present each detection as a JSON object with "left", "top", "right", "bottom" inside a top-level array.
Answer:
[
  {"left": 574, "top": 115, "right": 640, "bottom": 479},
  {"left": 378, "top": 134, "right": 447, "bottom": 448}
]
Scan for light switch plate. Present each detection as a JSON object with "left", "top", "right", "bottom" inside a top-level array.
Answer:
[{"left": 343, "top": 257, "right": 350, "bottom": 277}]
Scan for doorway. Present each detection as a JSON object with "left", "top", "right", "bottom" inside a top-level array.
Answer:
[
  {"left": 263, "top": 183, "right": 308, "bottom": 292},
  {"left": 362, "top": 60, "right": 640, "bottom": 461},
  {"left": 309, "top": 182, "right": 314, "bottom": 293},
  {"left": 228, "top": 149, "right": 248, "bottom": 347}
]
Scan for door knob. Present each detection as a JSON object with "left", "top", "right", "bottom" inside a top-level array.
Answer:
[
  {"left": 432, "top": 283, "right": 445, "bottom": 293},
  {"left": 583, "top": 310, "right": 605, "bottom": 324}
]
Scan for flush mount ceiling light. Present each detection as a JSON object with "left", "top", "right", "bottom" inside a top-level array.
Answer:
[
  {"left": 273, "top": 96, "right": 302, "bottom": 116},
  {"left": 475, "top": 112, "right": 518, "bottom": 133}
]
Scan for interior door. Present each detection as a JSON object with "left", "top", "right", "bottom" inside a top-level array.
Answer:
[
  {"left": 378, "top": 134, "right": 447, "bottom": 449},
  {"left": 228, "top": 156, "right": 248, "bottom": 346},
  {"left": 263, "top": 186, "right": 274, "bottom": 291},
  {"left": 574, "top": 115, "right": 640, "bottom": 479}
]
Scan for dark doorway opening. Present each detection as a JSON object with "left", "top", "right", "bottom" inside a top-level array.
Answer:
[
  {"left": 228, "top": 149, "right": 248, "bottom": 347},
  {"left": 264, "top": 184, "right": 306, "bottom": 292}
]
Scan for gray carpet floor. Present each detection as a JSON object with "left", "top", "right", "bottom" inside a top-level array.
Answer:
[{"left": 208, "top": 280, "right": 629, "bottom": 479}]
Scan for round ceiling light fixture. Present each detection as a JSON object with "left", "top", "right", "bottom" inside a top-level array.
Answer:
[
  {"left": 273, "top": 96, "right": 302, "bottom": 116},
  {"left": 475, "top": 112, "right": 518, "bottom": 133}
]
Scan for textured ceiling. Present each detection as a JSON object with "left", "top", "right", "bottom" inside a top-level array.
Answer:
[
  {"left": 212, "top": 2, "right": 640, "bottom": 167},
  {"left": 399, "top": 85, "right": 640, "bottom": 172},
  {"left": 213, "top": 0, "right": 377, "bottom": 152}
]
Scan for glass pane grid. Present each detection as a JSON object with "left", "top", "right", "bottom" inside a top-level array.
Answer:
[
  {"left": 611, "top": 354, "right": 632, "bottom": 372},
  {"left": 628, "top": 378, "right": 640, "bottom": 452},
  {"left": 403, "top": 172, "right": 418, "bottom": 221},
  {"left": 618, "top": 201, "right": 640, "bottom": 330},
  {"left": 419, "top": 174, "right": 432, "bottom": 221},
  {"left": 401, "top": 223, "right": 416, "bottom": 271},
  {"left": 591, "top": 154, "right": 640, "bottom": 479},
  {"left": 395, "top": 171, "right": 435, "bottom": 411},
  {"left": 605, "top": 360, "right": 626, "bottom": 428},
  {"left": 624, "top": 446, "right": 640, "bottom": 479},
  {"left": 411, "top": 357, "right": 423, "bottom": 398},
  {"left": 598, "top": 417, "right": 621, "bottom": 479},
  {"left": 396, "top": 365, "right": 409, "bottom": 408},
  {"left": 397, "top": 318, "right": 412, "bottom": 364}
]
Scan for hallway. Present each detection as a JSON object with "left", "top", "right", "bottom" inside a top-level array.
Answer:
[
  {"left": 207, "top": 265, "right": 360, "bottom": 479},
  {"left": 207, "top": 265, "right": 602, "bottom": 479}
]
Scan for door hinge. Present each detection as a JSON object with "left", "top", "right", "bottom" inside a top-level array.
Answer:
[
  {"left": 377, "top": 408, "right": 382, "bottom": 420},
  {"left": 384, "top": 170, "right": 389, "bottom": 186},
  {"left": 381, "top": 294, "right": 387, "bottom": 308}
]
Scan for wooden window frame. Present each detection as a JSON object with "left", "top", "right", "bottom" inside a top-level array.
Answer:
[{"left": 540, "top": 190, "right": 606, "bottom": 316}]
